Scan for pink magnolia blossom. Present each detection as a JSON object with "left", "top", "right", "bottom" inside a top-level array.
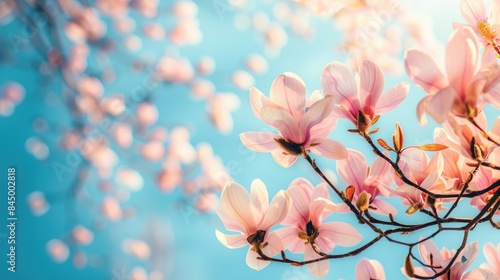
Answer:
[
  {"left": 215, "top": 180, "right": 291, "bottom": 270},
  {"left": 240, "top": 72, "right": 347, "bottom": 168},
  {"left": 275, "top": 178, "right": 362, "bottom": 277},
  {"left": 356, "top": 258, "right": 385, "bottom": 280},
  {"left": 434, "top": 113, "right": 500, "bottom": 161},
  {"left": 321, "top": 60, "right": 409, "bottom": 132},
  {"left": 481, "top": 243, "right": 500, "bottom": 277},
  {"left": 337, "top": 149, "right": 397, "bottom": 215},
  {"left": 388, "top": 150, "right": 451, "bottom": 213},
  {"left": 406, "top": 240, "right": 496, "bottom": 279},
  {"left": 405, "top": 26, "right": 500, "bottom": 124},
  {"left": 454, "top": 0, "right": 500, "bottom": 57}
]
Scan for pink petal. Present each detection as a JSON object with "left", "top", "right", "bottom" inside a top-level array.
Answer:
[
  {"left": 374, "top": 82, "right": 409, "bottom": 115},
  {"left": 309, "top": 112, "right": 338, "bottom": 139},
  {"left": 418, "top": 239, "right": 443, "bottom": 265},
  {"left": 311, "top": 183, "right": 330, "bottom": 201},
  {"left": 259, "top": 190, "right": 290, "bottom": 231},
  {"left": 319, "top": 222, "right": 363, "bottom": 247},
  {"left": 274, "top": 227, "right": 305, "bottom": 254},
  {"left": 461, "top": 0, "right": 487, "bottom": 25},
  {"left": 417, "top": 96, "right": 431, "bottom": 125},
  {"left": 426, "top": 86, "right": 455, "bottom": 123},
  {"left": 446, "top": 27, "right": 480, "bottom": 96},
  {"left": 305, "top": 244, "right": 329, "bottom": 278},
  {"left": 336, "top": 149, "right": 368, "bottom": 190},
  {"left": 283, "top": 179, "right": 313, "bottom": 227},
  {"left": 321, "top": 61, "right": 361, "bottom": 112},
  {"left": 261, "top": 107, "right": 301, "bottom": 143},
  {"left": 269, "top": 72, "right": 306, "bottom": 123},
  {"left": 308, "top": 137, "right": 347, "bottom": 160},
  {"left": 271, "top": 150, "right": 298, "bottom": 168},
  {"left": 404, "top": 49, "right": 446, "bottom": 95},
  {"left": 454, "top": 242, "right": 479, "bottom": 277},
  {"left": 359, "top": 60, "right": 384, "bottom": 114},
  {"left": 249, "top": 87, "right": 278, "bottom": 120},
  {"left": 356, "top": 258, "right": 386, "bottom": 280},
  {"left": 300, "top": 97, "right": 335, "bottom": 143},
  {"left": 250, "top": 179, "right": 269, "bottom": 222},
  {"left": 215, "top": 230, "right": 248, "bottom": 249},
  {"left": 219, "top": 183, "right": 255, "bottom": 234},
  {"left": 309, "top": 198, "right": 339, "bottom": 227},
  {"left": 490, "top": 0, "right": 500, "bottom": 25},
  {"left": 214, "top": 207, "right": 246, "bottom": 233},
  {"left": 265, "top": 232, "right": 284, "bottom": 256},
  {"left": 370, "top": 199, "right": 398, "bottom": 216},
  {"left": 332, "top": 105, "right": 356, "bottom": 124},
  {"left": 462, "top": 269, "right": 498, "bottom": 280},
  {"left": 240, "top": 132, "right": 280, "bottom": 152},
  {"left": 246, "top": 246, "right": 270, "bottom": 271}
]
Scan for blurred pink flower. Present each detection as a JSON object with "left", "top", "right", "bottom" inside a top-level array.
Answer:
[
  {"left": 275, "top": 178, "right": 362, "bottom": 278},
  {"left": 215, "top": 179, "right": 290, "bottom": 271},
  {"left": 481, "top": 243, "right": 500, "bottom": 277},
  {"left": 322, "top": 60, "right": 409, "bottom": 131},
  {"left": 240, "top": 72, "right": 347, "bottom": 168}
]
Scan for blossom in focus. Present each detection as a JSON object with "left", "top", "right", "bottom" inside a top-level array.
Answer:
[
  {"left": 336, "top": 149, "right": 396, "bottom": 215},
  {"left": 356, "top": 258, "right": 385, "bottom": 280},
  {"left": 406, "top": 240, "right": 496, "bottom": 279},
  {"left": 240, "top": 72, "right": 347, "bottom": 168},
  {"left": 321, "top": 60, "right": 409, "bottom": 133},
  {"left": 215, "top": 180, "right": 290, "bottom": 270},
  {"left": 405, "top": 26, "right": 500, "bottom": 124},
  {"left": 275, "top": 178, "right": 362, "bottom": 278},
  {"left": 454, "top": 0, "right": 500, "bottom": 58},
  {"left": 387, "top": 150, "right": 450, "bottom": 214}
]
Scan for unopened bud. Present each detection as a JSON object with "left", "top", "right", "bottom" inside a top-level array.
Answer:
[
  {"left": 356, "top": 191, "right": 370, "bottom": 212},
  {"left": 405, "top": 202, "right": 423, "bottom": 215},
  {"left": 404, "top": 255, "right": 415, "bottom": 277}
]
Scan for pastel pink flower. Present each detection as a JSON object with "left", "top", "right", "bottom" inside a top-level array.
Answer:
[
  {"left": 454, "top": 0, "right": 500, "bottom": 53},
  {"left": 388, "top": 150, "right": 450, "bottom": 213},
  {"left": 356, "top": 258, "right": 385, "bottom": 280},
  {"left": 336, "top": 149, "right": 397, "bottom": 215},
  {"left": 469, "top": 159, "right": 500, "bottom": 214},
  {"left": 215, "top": 179, "right": 291, "bottom": 271},
  {"left": 405, "top": 26, "right": 500, "bottom": 124},
  {"left": 406, "top": 240, "right": 496, "bottom": 280},
  {"left": 321, "top": 60, "right": 409, "bottom": 131},
  {"left": 240, "top": 72, "right": 347, "bottom": 168},
  {"left": 481, "top": 243, "right": 500, "bottom": 277},
  {"left": 275, "top": 178, "right": 362, "bottom": 278},
  {"left": 434, "top": 113, "right": 500, "bottom": 161}
]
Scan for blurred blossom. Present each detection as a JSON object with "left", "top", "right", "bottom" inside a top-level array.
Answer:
[
  {"left": 245, "top": 54, "right": 269, "bottom": 74},
  {"left": 116, "top": 168, "right": 144, "bottom": 191},
  {"left": 139, "top": 141, "right": 165, "bottom": 162},
  {"left": 196, "top": 56, "right": 216, "bottom": 75},
  {"left": 101, "top": 196, "right": 123, "bottom": 221},
  {"left": 46, "top": 239, "right": 70, "bottom": 263},
  {"left": 26, "top": 137, "right": 50, "bottom": 160},
  {"left": 136, "top": 102, "right": 159, "bottom": 127},
  {"left": 27, "top": 191, "right": 49, "bottom": 216},
  {"left": 123, "top": 239, "right": 151, "bottom": 260},
  {"left": 72, "top": 225, "right": 94, "bottom": 245},
  {"left": 231, "top": 70, "right": 255, "bottom": 90}
]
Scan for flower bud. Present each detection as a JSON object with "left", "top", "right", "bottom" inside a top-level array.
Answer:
[
  {"left": 356, "top": 191, "right": 370, "bottom": 212},
  {"left": 404, "top": 255, "right": 415, "bottom": 277}
]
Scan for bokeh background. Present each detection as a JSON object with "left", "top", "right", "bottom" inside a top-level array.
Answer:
[{"left": 0, "top": 0, "right": 499, "bottom": 279}]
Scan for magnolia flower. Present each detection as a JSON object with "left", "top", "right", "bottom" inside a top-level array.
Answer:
[
  {"left": 435, "top": 113, "right": 500, "bottom": 161},
  {"left": 406, "top": 240, "right": 497, "bottom": 279},
  {"left": 275, "top": 178, "right": 362, "bottom": 277},
  {"left": 215, "top": 180, "right": 291, "bottom": 270},
  {"left": 336, "top": 149, "right": 396, "bottom": 215},
  {"left": 321, "top": 60, "right": 409, "bottom": 133},
  {"left": 454, "top": 0, "right": 500, "bottom": 57},
  {"left": 240, "top": 72, "right": 347, "bottom": 168},
  {"left": 356, "top": 258, "right": 385, "bottom": 280},
  {"left": 388, "top": 150, "right": 450, "bottom": 213},
  {"left": 405, "top": 26, "right": 500, "bottom": 124}
]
